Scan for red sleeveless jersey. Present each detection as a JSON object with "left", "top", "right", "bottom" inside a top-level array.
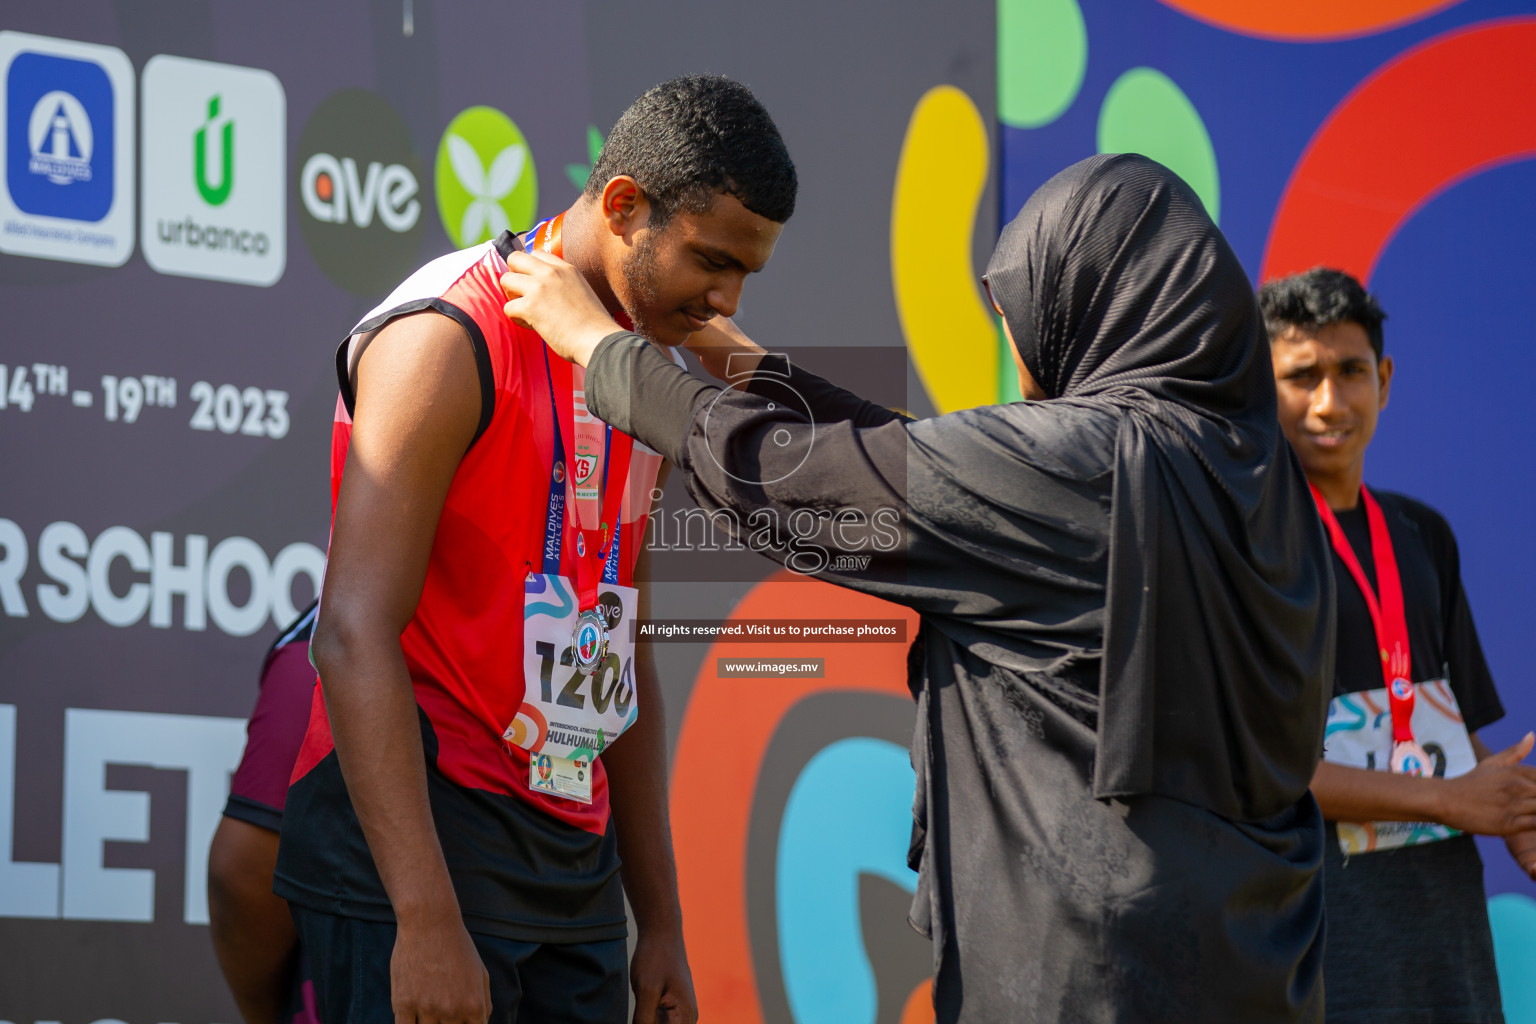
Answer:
[{"left": 292, "top": 230, "right": 667, "bottom": 837}]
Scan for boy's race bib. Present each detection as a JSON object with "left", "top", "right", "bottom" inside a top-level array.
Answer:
[
  {"left": 504, "top": 573, "right": 639, "bottom": 803},
  {"left": 1323, "top": 678, "right": 1475, "bottom": 855}
]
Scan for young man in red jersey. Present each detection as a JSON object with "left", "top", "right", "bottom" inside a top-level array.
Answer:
[
  {"left": 1264, "top": 268, "right": 1536, "bottom": 1024},
  {"left": 275, "top": 76, "right": 796, "bottom": 1024}
]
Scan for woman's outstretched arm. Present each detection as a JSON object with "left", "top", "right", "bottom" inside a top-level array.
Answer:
[
  {"left": 587, "top": 330, "right": 922, "bottom": 593},
  {"left": 684, "top": 316, "right": 912, "bottom": 430}
]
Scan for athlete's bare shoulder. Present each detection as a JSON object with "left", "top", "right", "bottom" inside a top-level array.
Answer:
[{"left": 351, "top": 311, "right": 481, "bottom": 452}]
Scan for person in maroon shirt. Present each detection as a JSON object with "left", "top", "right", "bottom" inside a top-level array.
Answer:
[{"left": 208, "top": 601, "right": 319, "bottom": 1024}]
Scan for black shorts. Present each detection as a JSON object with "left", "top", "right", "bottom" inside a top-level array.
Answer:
[{"left": 291, "top": 907, "right": 627, "bottom": 1024}]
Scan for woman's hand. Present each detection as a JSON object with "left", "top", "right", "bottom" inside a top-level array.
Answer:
[
  {"left": 683, "top": 315, "right": 767, "bottom": 381},
  {"left": 500, "top": 250, "right": 619, "bottom": 368}
]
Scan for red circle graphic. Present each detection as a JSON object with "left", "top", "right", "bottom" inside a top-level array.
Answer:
[{"left": 1262, "top": 18, "right": 1536, "bottom": 284}]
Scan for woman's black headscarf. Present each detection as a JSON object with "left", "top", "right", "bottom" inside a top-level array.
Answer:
[{"left": 985, "top": 153, "right": 1333, "bottom": 821}]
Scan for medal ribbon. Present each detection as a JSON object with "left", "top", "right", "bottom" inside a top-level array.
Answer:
[
  {"left": 1309, "top": 483, "right": 1415, "bottom": 743},
  {"left": 531, "top": 215, "right": 634, "bottom": 612}
]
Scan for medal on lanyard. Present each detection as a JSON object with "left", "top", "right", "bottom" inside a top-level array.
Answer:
[
  {"left": 1309, "top": 484, "right": 1428, "bottom": 776},
  {"left": 532, "top": 215, "right": 635, "bottom": 676}
]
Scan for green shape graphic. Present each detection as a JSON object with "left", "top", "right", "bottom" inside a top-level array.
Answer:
[
  {"left": 1096, "top": 67, "right": 1221, "bottom": 224},
  {"left": 998, "top": 0, "right": 1087, "bottom": 129},
  {"left": 195, "top": 94, "right": 234, "bottom": 207},
  {"left": 565, "top": 124, "right": 607, "bottom": 193},
  {"left": 436, "top": 106, "right": 537, "bottom": 247},
  {"left": 571, "top": 729, "right": 605, "bottom": 764},
  {"left": 998, "top": 321, "right": 1023, "bottom": 403}
]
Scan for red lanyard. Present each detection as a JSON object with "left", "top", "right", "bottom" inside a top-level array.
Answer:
[
  {"left": 1309, "top": 483, "right": 1415, "bottom": 743},
  {"left": 530, "top": 214, "right": 634, "bottom": 611}
]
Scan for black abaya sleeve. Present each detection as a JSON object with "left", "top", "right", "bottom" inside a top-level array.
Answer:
[
  {"left": 586, "top": 332, "right": 1116, "bottom": 659},
  {"left": 742, "top": 352, "right": 912, "bottom": 428},
  {"left": 587, "top": 331, "right": 918, "bottom": 589}
]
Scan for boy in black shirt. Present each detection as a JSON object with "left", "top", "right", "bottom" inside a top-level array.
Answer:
[{"left": 1263, "top": 267, "right": 1536, "bottom": 1023}]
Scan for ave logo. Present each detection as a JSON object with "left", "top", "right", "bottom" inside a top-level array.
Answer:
[
  {"left": 296, "top": 89, "right": 424, "bottom": 295},
  {"left": 0, "top": 31, "right": 135, "bottom": 266},
  {"left": 301, "top": 153, "right": 419, "bottom": 232},
  {"left": 140, "top": 55, "right": 286, "bottom": 286}
]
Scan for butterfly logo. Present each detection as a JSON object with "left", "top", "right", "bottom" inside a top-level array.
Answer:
[{"left": 444, "top": 133, "right": 525, "bottom": 245}]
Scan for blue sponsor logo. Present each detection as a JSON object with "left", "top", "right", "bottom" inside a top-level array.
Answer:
[{"left": 6, "top": 50, "right": 115, "bottom": 222}]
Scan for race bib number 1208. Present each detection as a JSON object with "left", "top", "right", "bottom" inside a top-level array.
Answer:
[{"left": 503, "top": 573, "right": 639, "bottom": 802}]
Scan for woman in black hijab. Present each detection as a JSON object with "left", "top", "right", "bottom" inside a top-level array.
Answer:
[{"left": 503, "top": 154, "right": 1335, "bottom": 1022}]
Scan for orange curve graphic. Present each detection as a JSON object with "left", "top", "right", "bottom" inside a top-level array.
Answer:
[
  {"left": 900, "top": 979, "right": 937, "bottom": 1024},
  {"left": 1418, "top": 680, "right": 1464, "bottom": 723},
  {"left": 669, "top": 574, "right": 920, "bottom": 1023},
  {"left": 1156, "top": 0, "right": 1466, "bottom": 41}
]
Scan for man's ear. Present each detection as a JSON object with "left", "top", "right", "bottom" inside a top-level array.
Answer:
[
  {"left": 1377, "top": 353, "right": 1394, "bottom": 412},
  {"left": 599, "top": 176, "right": 649, "bottom": 242}
]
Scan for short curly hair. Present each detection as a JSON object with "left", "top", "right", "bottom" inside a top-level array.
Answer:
[{"left": 583, "top": 74, "right": 797, "bottom": 227}]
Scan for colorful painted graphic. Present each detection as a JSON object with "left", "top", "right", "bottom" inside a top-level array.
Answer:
[
  {"left": 729, "top": 1, "right": 1536, "bottom": 1019},
  {"left": 883, "top": 1, "right": 1536, "bottom": 1017},
  {"left": 670, "top": 576, "right": 927, "bottom": 1024}
]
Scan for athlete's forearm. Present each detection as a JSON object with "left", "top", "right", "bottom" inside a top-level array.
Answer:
[
  {"left": 606, "top": 640, "right": 684, "bottom": 938},
  {"left": 313, "top": 627, "right": 461, "bottom": 928},
  {"left": 207, "top": 818, "right": 296, "bottom": 1024},
  {"left": 1310, "top": 760, "right": 1445, "bottom": 824}
]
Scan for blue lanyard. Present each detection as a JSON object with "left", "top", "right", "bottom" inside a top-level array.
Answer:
[
  {"left": 539, "top": 311, "right": 622, "bottom": 585},
  {"left": 539, "top": 343, "right": 568, "bottom": 577}
]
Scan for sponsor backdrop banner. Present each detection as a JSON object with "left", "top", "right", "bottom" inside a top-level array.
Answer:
[
  {"left": 0, "top": 3, "right": 987, "bottom": 1024},
  {"left": 2, "top": 2, "right": 1534, "bottom": 1024}
]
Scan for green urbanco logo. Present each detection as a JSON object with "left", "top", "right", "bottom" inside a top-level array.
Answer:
[
  {"left": 195, "top": 94, "right": 233, "bottom": 206},
  {"left": 435, "top": 106, "right": 536, "bottom": 247}
]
